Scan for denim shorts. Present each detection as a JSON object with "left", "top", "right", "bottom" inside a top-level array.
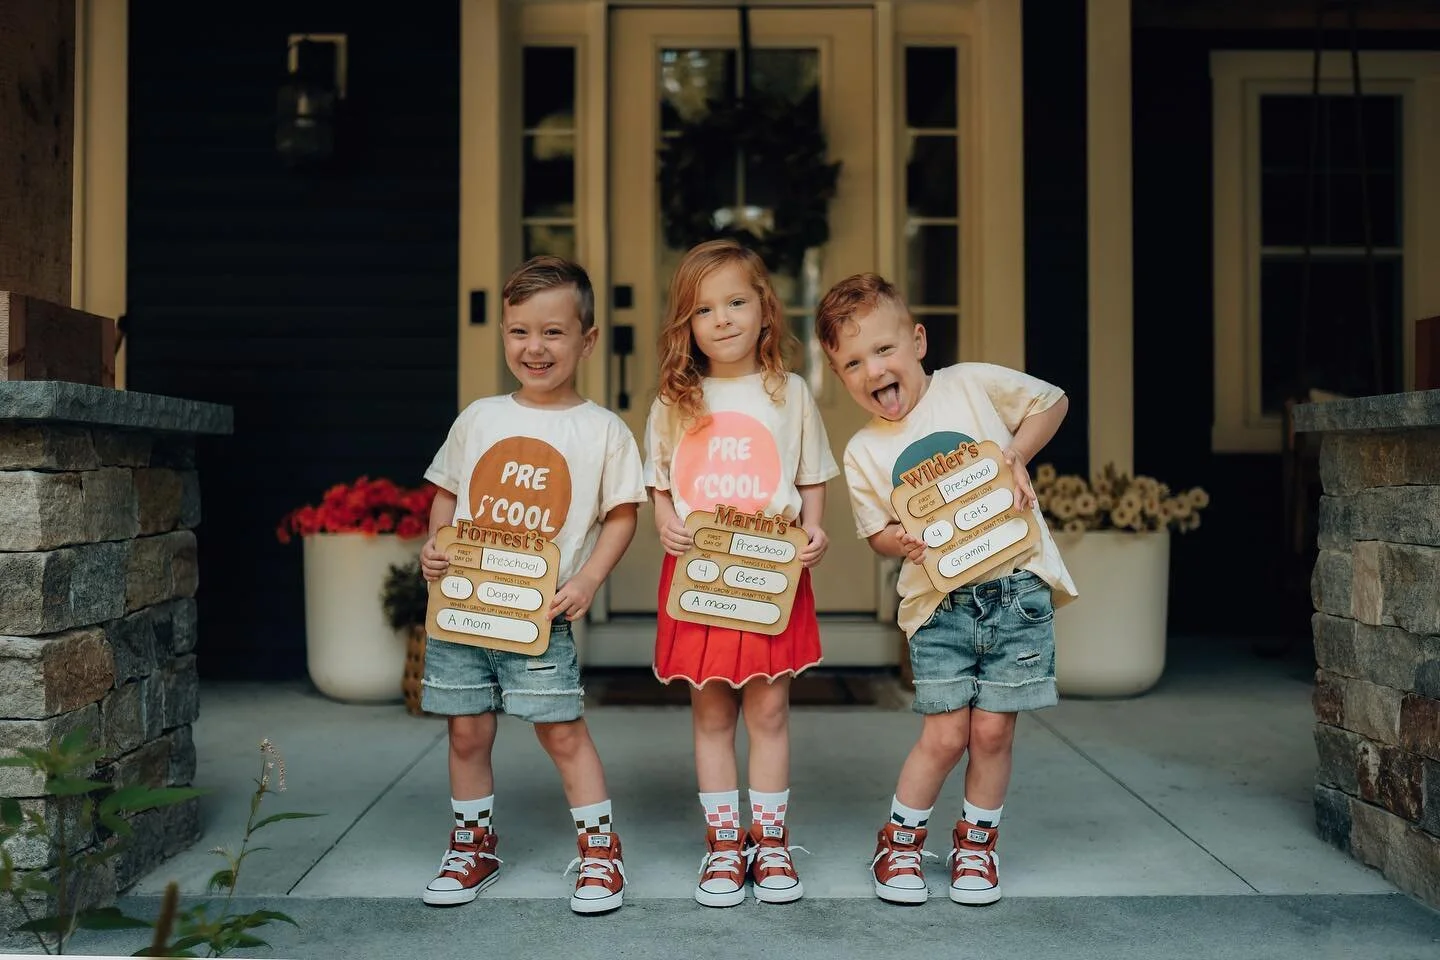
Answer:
[
  {"left": 908, "top": 570, "right": 1058, "bottom": 715},
  {"left": 421, "top": 619, "right": 583, "bottom": 723}
]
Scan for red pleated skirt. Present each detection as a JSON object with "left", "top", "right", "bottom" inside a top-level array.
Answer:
[{"left": 653, "top": 552, "right": 823, "bottom": 688}]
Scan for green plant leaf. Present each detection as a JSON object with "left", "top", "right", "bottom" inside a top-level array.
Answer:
[
  {"left": 100, "top": 810, "right": 134, "bottom": 837},
  {"left": 59, "top": 727, "right": 93, "bottom": 754},
  {"left": 207, "top": 868, "right": 235, "bottom": 892},
  {"left": 170, "top": 934, "right": 209, "bottom": 950},
  {"left": 0, "top": 797, "right": 21, "bottom": 827},
  {"left": 15, "top": 914, "right": 68, "bottom": 933},
  {"left": 244, "top": 909, "right": 298, "bottom": 928},
  {"left": 45, "top": 775, "right": 110, "bottom": 796},
  {"left": 250, "top": 811, "right": 323, "bottom": 832},
  {"left": 99, "top": 785, "right": 205, "bottom": 816},
  {"left": 0, "top": 756, "right": 38, "bottom": 768},
  {"left": 75, "top": 907, "right": 153, "bottom": 930},
  {"left": 227, "top": 933, "right": 270, "bottom": 948}
]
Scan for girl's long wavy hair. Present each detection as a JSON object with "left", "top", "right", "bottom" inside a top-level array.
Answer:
[{"left": 657, "top": 240, "right": 796, "bottom": 429}]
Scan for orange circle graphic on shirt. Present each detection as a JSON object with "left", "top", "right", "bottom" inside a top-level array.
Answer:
[
  {"left": 468, "top": 437, "right": 572, "bottom": 537},
  {"left": 672, "top": 411, "right": 782, "bottom": 514}
]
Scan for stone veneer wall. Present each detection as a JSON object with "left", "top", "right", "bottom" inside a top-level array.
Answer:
[
  {"left": 1296, "top": 390, "right": 1440, "bottom": 909},
  {"left": 0, "top": 383, "right": 231, "bottom": 928}
]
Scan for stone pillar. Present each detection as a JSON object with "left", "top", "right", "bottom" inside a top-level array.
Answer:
[
  {"left": 0, "top": 381, "right": 231, "bottom": 924},
  {"left": 1294, "top": 390, "right": 1440, "bottom": 909}
]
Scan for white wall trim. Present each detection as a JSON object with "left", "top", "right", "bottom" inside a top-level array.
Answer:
[
  {"left": 72, "top": 0, "right": 128, "bottom": 387},
  {"left": 1086, "top": 0, "right": 1133, "bottom": 475},
  {"left": 1210, "top": 50, "right": 1440, "bottom": 454}
]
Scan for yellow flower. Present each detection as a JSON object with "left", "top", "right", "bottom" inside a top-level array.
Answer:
[
  {"left": 1035, "top": 463, "right": 1057, "bottom": 487},
  {"left": 1075, "top": 492, "right": 1097, "bottom": 516},
  {"left": 1064, "top": 518, "right": 1086, "bottom": 534},
  {"left": 1188, "top": 487, "right": 1210, "bottom": 509}
]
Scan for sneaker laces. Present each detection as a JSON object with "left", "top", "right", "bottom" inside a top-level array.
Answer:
[
  {"left": 564, "top": 852, "right": 626, "bottom": 884},
  {"left": 699, "top": 847, "right": 746, "bottom": 880},
  {"left": 440, "top": 846, "right": 501, "bottom": 876},
  {"left": 873, "top": 842, "right": 937, "bottom": 876},
  {"left": 947, "top": 846, "right": 993, "bottom": 876},
  {"left": 749, "top": 842, "right": 811, "bottom": 873}
]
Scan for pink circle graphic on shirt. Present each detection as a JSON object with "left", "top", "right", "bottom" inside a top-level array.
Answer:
[{"left": 672, "top": 411, "right": 782, "bottom": 514}]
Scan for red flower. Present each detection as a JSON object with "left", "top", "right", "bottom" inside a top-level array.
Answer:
[{"left": 276, "top": 476, "right": 436, "bottom": 543}]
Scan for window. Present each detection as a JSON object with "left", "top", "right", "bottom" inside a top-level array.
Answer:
[
  {"left": 1210, "top": 52, "right": 1440, "bottom": 453},
  {"left": 902, "top": 45, "right": 961, "bottom": 373},
  {"left": 522, "top": 46, "right": 578, "bottom": 261}
]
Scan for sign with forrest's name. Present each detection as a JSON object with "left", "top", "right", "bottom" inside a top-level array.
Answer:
[
  {"left": 426, "top": 520, "right": 560, "bottom": 656},
  {"left": 665, "top": 505, "right": 809, "bottom": 637},
  {"left": 889, "top": 438, "right": 1039, "bottom": 592}
]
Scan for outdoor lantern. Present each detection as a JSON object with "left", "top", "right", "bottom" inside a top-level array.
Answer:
[{"left": 276, "top": 35, "right": 346, "bottom": 167}]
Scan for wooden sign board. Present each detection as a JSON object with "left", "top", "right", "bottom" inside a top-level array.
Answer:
[
  {"left": 665, "top": 505, "right": 809, "bottom": 637},
  {"left": 425, "top": 521, "right": 560, "bottom": 656},
  {"left": 889, "top": 439, "right": 1040, "bottom": 592}
]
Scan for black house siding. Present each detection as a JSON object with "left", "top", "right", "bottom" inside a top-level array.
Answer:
[
  {"left": 1132, "top": 25, "right": 1440, "bottom": 642},
  {"left": 126, "top": 1, "right": 460, "bottom": 680},
  {"left": 1023, "top": 0, "right": 1090, "bottom": 481}
]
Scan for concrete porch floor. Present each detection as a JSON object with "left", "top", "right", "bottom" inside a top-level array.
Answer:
[{"left": 60, "top": 634, "right": 1440, "bottom": 959}]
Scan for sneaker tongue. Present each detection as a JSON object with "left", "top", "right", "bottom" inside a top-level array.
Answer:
[
  {"left": 965, "top": 827, "right": 990, "bottom": 845},
  {"left": 761, "top": 825, "right": 785, "bottom": 840},
  {"left": 586, "top": 833, "right": 612, "bottom": 849},
  {"left": 454, "top": 829, "right": 475, "bottom": 844},
  {"left": 893, "top": 830, "right": 917, "bottom": 845},
  {"left": 714, "top": 827, "right": 740, "bottom": 842}
]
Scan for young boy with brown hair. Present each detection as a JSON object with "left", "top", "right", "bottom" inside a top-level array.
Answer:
[
  {"left": 418, "top": 255, "right": 646, "bottom": 914},
  {"left": 816, "top": 273, "right": 1077, "bottom": 906}
]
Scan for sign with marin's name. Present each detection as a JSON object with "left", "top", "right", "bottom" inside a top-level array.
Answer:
[{"left": 665, "top": 505, "right": 809, "bottom": 636}]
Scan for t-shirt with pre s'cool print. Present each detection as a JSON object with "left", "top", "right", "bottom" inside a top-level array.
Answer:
[{"left": 425, "top": 395, "right": 646, "bottom": 586}]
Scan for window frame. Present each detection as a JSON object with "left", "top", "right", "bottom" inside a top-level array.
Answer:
[{"left": 1210, "top": 50, "right": 1440, "bottom": 453}]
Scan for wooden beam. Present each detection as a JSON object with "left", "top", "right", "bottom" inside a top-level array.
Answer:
[{"left": 0, "top": 0, "right": 76, "bottom": 305}]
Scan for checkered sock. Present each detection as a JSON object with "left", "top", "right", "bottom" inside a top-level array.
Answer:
[
  {"left": 890, "top": 795, "right": 932, "bottom": 829},
  {"left": 571, "top": 799, "right": 613, "bottom": 835},
  {"left": 699, "top": 790, "right": 740, "bottom": 829},
  {"left": 749, "top": 788, "right": 789, "bottom": 829},
  {"left": 452, "top": 795, "right": 493, "bottom": 830},
  {"left": 962, "top": 799, "right": 1003, "bottom": 828}
]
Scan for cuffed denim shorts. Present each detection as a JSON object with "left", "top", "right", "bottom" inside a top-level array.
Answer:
[
  {"left": 421, "top": 619, "right": 583, "bottom": 723},
  {"left": 908, "top": 570, "right": 1058, "bottom": 715}
]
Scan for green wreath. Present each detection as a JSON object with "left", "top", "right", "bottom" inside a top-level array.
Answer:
[{"left": 658, "top": 91, "right": 842, "bottom": 277}]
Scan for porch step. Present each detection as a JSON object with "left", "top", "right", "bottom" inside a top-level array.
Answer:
[{"left": 61, "top": 893, "right": 1440, "bottom": 959}]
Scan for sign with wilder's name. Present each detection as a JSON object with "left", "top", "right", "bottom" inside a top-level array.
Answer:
[
  {"left": 889, "top": 438, "right": 1039, "bottom": 591},
  {"left": 665, "top": 505, "right": 809, "bottom": 636},
  {"left": 426, "top": 520, "right": 561, "bottom": 656}
]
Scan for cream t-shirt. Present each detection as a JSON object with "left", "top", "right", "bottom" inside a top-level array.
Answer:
[
  {"left": 425, "top": 395, "right": 647, "bottom": 585},
  {"left": 843, "top": 363, "right": 1078, "bottom": 637},
  {"left": 644, "top": 372, "right": 840, "bottom": 522}
]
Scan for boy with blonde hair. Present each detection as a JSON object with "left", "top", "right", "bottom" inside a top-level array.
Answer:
[
  {"left": 816, "top": 273, "right": 1077, "bottom": 906},
  {"left": 418, "top": 256, "right": 646, "bottom": 914}
]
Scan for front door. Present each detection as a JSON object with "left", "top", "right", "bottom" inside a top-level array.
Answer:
[{"left": 605, "top": 6, "right": 879, "bottom": 622}]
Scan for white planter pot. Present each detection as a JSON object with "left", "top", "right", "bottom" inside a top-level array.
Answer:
[
  {"left": 302, "top": 532, "right": 423, "bottom": 703},
  {"left": 1053, "top": 529, "right": 1170, "bottom": 698}
]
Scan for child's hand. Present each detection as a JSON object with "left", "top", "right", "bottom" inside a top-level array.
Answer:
[
  {"left": 419, "top": 534, "right": 448, "bottom": 581},
  {"left": 658, "top": 517, "right": 694, "bottom": 557},
  {"left": 799, "top": 523, "right": 829, "bottom": 568},
  {"left": 892, "top": 526, "right": 926, "bottom": 564},
  {"left": 1003, "top": 448, "right": 1037, "bottom": 511},
  {"left": 551, "top": 573, "right": 599, "bottom": 622}
]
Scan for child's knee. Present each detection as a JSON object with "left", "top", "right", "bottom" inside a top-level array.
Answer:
[
  {"left": 742, "top": 691, "right": 790, "bottom": 738},
  {"left": 448, "top": 714, "right": 495, "bottom": 758},
  {"left": 534, "top": 718, "right": 590, "bottom": 758},
  {"left": 968, "top": 713, "right": 1016, "bottom": 755},
  {"left": 919, "top": 712, "right": 970, "bottom": 762}
]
